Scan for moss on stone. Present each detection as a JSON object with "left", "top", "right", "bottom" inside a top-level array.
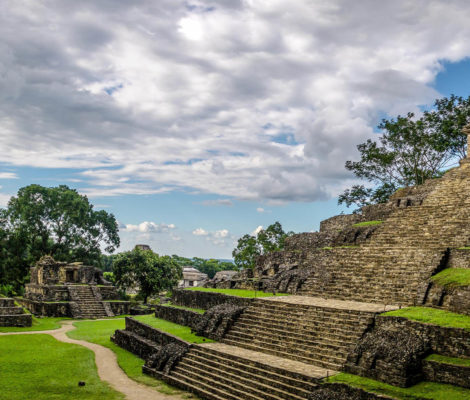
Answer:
[
  {"left": 352, "top": 220, "right": 383, "bottom": 227},
  {"left": 431, "top": 268, "right": 470, "bottom": 287},
  {"left": 426, "top": 354, "right": 470, "bottom": 367}
]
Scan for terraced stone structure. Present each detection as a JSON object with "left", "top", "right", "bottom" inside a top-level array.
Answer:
[
  {"left": 0, "top": 297, "right": 32, "bottom": 327},
  {"left": 113, "top": 127, "right": 470, "bottom": 399},
  {"left": 19, "top": 256, "right": 129, "bottom": 318}
]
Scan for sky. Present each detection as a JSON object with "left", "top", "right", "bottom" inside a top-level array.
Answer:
[{"left": 1, "top": 0, "right": 470, "bottom": 259}]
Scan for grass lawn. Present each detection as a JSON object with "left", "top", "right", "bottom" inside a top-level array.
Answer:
[
  {"left": 383, "top": 307, "right": 470, "bottom": 331},
  {"left": 352, "top": 220, "right": 383, "bottom": 227},
  {"left": 0, "top": 334, "right": 123, "bottom": 400},
  {"left": 426, "top": 354, "right": 470, "bottom": 367},
  {"left": 0, "top": 316, "right": 66, "bottom": 333},
  {"left": 431, "top": 268, "right": 470, "bottom": 287},
  {"left": 184, "top": 287, "right": 289, "bottom": 297},
  {"left": 133, "top": 315, "right": 213, "bottom": 343},
  {"left": 161, "top": 303, "right": 206, "bottom": 314},
  {"left": 329, "top": 373, "right": 470, "bottom": 400}
]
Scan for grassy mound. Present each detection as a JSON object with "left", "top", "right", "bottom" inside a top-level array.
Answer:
[
  {"left": 352, "top": 220, "right": 383, "bottom": 227},
  {"left": 0, "top": 334, "right": 123, "bottom": 400},
  {"left": 183, "top": 287, "right": 289, "bottom": 297},
  {"left": 426, "top": 354, "right": 470, "bottom": 367},
  {"left": 383, "top": 307, "right": 470, "bottom": 331},
  {"left": 431, "top": 268, "right": 470, "bottom": 287}
]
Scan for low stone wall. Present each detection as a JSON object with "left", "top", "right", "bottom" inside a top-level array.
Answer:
[
  {"left": 105, "top": 301, "right": 130, "bottom": 316},
  {"left": 0, "top": 298, "right": 14, "bottom": 307},
  {"left": 308, "top": 383, "right": 395, "bottom": 400},
  {"left": 98, "top": 285, "right": 120, "bottom": 300},
  {"left": 0, "top": 307, "right": 24, "bottom": 315},
  {"left": 16, "top": 298, "right": 72, "bottom": 317},
  {"left": 111, "top": 317, "right": 191, "bottom": 360},
  {"left": 423, "top": 359, "right": 470, "bottom": 389},
  {"left": 171, "top": 289, "right": 254, "bottom": 310},
  {"left": 154, "top": 305, "right": 202, "bottom": 330},
  {"left": 0, "top": 314, "right": 32, "bottom": 327}
]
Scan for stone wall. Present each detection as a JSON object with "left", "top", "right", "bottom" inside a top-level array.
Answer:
[
  {"left": 447, "top": 249, "right": 470, "bottom": 269},
  {"left": 99, "top": 286, "right": 120, "bottom": 300},
  {"left": 308, "top": 383, "right": 395, "bottom": 400},
  {"left": 23, "top": 284, "right": 70, "bottom": 301},
  {"left": 0, "top": 314, "right": 32, "bottom": 327},
  {"left": 154, "top": 305, "right": 202, "bottom": 330},
  {"left": 345, "top": 315, "right": 470, "bottom": 387},
  {"left": 320, "top": 214, "right": 361, "bottom": 233},
  {"left": 111, "top": 317, "right": 191, "bottom": 360},
  {"left": 105, "top": 301, "right": 130, "bottom": 316},
  {"left": 16, "top": 298, "right": 72, "bottom": 317},
  {"left": 171, "top": 289, "right": 254, "bottom": 310},
  {"left": 423, "top": 359, "right": 470, "bottom": 389},
  {"left": 425, "top": 284, "right": 470, "bottom": 316}
]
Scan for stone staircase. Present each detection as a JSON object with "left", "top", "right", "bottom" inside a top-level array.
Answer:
[
  {"left": 299, "top": 160, "right": 470, "bottom": 305},
  {"left": 221, "top": 298, "right": 377, "bottom": 370},
  {"left": 67, "top": 285, "right": 111, "bottom": 319},
  {"left": 165, "top": 342, "right": 322, "bottom": 400}
]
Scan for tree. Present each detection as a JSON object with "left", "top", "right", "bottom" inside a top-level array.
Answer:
[
  {"left": 232, "top": 222, "right": 291, "bottom": 269},
  {"left": 0, "top": 184, "right": 120, "bottom": 293},
  {"left": 170, "top": 255, "right": 238, "bottom": 278},
  {"left": 113, "top": 248, "right": 182, "bottom": 303},
  {"left": 340, "top": 95, "right": 470, "bottom": 208}
]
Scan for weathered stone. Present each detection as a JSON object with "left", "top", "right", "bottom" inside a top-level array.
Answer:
[
  {"left": 308, "top": 383, "right": 397, "bottom": 400},
  {"left": 194, "top": 303, "right": 245, "bottom": 341},
  {"left": 171, "top": 288, "right": 253, "bottom": 310},
  {"left": 154, "top": 304, "right": 202, "bottom": 329}
]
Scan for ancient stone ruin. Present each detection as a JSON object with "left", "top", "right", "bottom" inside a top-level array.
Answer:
[
  {"left": 19, "top": 256, "right": 129, "bottom": 318},
  {"left": 112, "top": 127, "right": 470, "bottom": 399},
  {"left": 0, "top": 297, "right": 32, "bottom": 327}
]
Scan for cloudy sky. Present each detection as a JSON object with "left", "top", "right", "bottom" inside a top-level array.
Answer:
[{"left": 1, "top": 0, "right": 470, "bottom": 258}]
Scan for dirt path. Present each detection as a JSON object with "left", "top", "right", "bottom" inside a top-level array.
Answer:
[{"left": 0, "top": 321, "right": 184, "bottom": 400}]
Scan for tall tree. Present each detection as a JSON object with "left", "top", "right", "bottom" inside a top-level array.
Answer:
[
  {"left": 340, "top": 95, "right": 469, "bottom": 208},
  {"left": 232, "top": 222, "right": 292, "bottom": 269},
  {"left": 113, "top": 248, "right": 182, "bottom": 303},
  {"left": 0, "top": 184, "right": 120, "bottom": 292}
]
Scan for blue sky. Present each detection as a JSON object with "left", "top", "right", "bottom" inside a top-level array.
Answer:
[{"left": 1, "top": 1, "right": 470, "bottom": 258}]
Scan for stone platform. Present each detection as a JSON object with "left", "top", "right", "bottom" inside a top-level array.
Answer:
[
  {"left": 259, "top": 295, "right": 399, "bottom": 312},
  {"left": 0, "top": 298, "right": 32, "bottom": 327}
]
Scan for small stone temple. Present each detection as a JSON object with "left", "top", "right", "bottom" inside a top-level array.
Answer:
[{"left": 19, "top": 256, "right": 130, "bottom": 318}]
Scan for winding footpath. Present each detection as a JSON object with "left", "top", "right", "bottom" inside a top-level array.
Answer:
[{"left": 0, "top": 320, "right": 184, "bottom": 400}]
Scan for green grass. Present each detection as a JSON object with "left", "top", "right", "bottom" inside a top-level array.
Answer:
[
  {"left": 133, "top": 315, "right": 213, "bottom": 343},
  {"left": 431, "top": 268, "right": 470, "bottom": 287},
  {"left": 383, "top": 307, "right": 470, "bottom": 331},
  {"left": 162, "top": 303, "right": 205, "bottom": 314},
  {"left": 352, "top": 220, "right": 383, "bottom": 227},
  {"left": 426, "top": 354, "right": 470, "bottom": 367},
  {"left": 67, "top": 318, "right": 183, "bottom": 395},
  {"left": 329, "top": 373, "right": 470, "bottom": 399},
  {"left": 0, "top": 316, "right": 66, "bottom": 333},
  {"left": 183, "top": 287, "right": 289, "bottom": 297},
  {"left": 0, "top": 334, "right": 123, "bottom": 400}
]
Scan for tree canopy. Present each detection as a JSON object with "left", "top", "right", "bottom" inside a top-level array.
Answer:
[
  {"left": 0, "top": 184, "right": 119, "bottom": 294},
  {"left": 112, "top": 248, "right": 182, "bottom": 303},
  {"left": 232, "top": 222, "right": 292, "bottom": 269},
  {"left": 170, "top": 255, "right": 238, "bottom": 279},
  {"left": 339, "top": 95, "right": 470, "bottom": 208}
]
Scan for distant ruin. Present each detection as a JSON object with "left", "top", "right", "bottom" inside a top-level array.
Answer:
[{"left": 19, "top": 256, "right": 129, "bottom": 318}]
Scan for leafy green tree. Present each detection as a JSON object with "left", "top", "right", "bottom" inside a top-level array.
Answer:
[
  {"left": 170, "top": 255, "right": 238, "bottom": 278},
  {"left": 232, "top": 222, "right": 291, "bottom": 269},
  {"left": 340, "top": 95, "right": 470, "bottom": 208},
  {"left": 113, "top": 248, "right": 182, "bottom": 303},
  {"left": 0, "top": 184, "right": 120, "bottom": 293}
]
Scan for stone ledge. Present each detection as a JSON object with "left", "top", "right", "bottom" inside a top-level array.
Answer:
[
  {"left": 154, "top": 304, "right": 202, "bottom": 330},
  {"left": 171, "top": 289, "right": 254, "bottom": 310},
  {"left": 0, "top": 314, "right": 32, "bottom": 327},
  {"left": 423, "top": 359, "right": 470, "bottom": 389}
]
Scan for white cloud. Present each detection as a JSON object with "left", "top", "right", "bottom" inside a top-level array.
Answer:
[
  {"left": 0, "top": 172, "right": 18, "bottom": 179},
  {"left": 192, "top": 228, "right": 209, "bottom": 236},
  {"left": 0, "top": 193, "right": 11, "bottom": 207},
  {"left": 251, "top": 225, "right": 263, "bottom": 236},
  {"left": 122, "top": 221, "right": 176, "bottom": 233},
  {"left": 256, "top": 207, "right": 271, "bottom": 213},
  {"left": 0, "top": 1, "right": 469, "bottom": 202}
]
